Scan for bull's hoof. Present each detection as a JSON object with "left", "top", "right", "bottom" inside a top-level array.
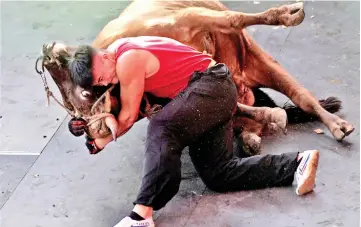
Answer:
[
  {"left": 283, "top": 2, "right": 305, "bottom": 26},
  {"left": 272, "top": 2, "right": 305, "bottom": 27},
  {"left": 241, "top": 132, "right": 261, "bottom": 156},
  {"left": 325, "top": 114, "right": 355, "bottom": 141}
]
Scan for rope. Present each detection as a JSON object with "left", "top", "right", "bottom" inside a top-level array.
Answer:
[
  {"left": 35, "top": 55, "right": 75, "bottom": 116},
  {"left": 90, "top": 84, "right": 116, "bottom": 114}
]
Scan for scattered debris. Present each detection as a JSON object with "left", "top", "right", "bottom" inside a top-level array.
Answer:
[
  {"left": 34, "top": 174, "right": 40, "bottom": 178},
  {"left": 330, "top": 79, "right": 341, "bottom": 84},
  {"left": 282, "top": 25, "right": 288, "bottom": 29},
  {"left": 310, "top": 15, "right": 315, "bottom": 19},
  {"left": 314, "top": 128, "right": 324, "bottom": 134},
  {"left": 253, "top": 1, "right": 260, "bottom": 4}
]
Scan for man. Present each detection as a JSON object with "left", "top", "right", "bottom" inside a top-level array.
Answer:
[{"left": 67, "top": 36, "right": 319, "bottom": 227}]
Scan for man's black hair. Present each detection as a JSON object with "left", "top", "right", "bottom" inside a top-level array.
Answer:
[{"left": 67, "top": 45, "right": 95, "bottom": 88}]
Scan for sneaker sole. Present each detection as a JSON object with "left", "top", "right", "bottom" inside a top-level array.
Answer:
[{"left": 296, "top": 150, "right": 320, "bottom": 196}]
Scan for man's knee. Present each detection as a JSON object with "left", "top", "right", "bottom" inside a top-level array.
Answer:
[{"left": 147, "top": 112, "right": 164, "bottom": 132}]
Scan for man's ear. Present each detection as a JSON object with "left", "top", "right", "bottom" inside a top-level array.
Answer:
[{"left": 102, "top": 52, "right": 112, "bottom": 61}]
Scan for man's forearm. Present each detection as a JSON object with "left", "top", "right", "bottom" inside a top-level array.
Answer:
[{"left": 117, "top": 110, "right": 137, "bottom": 130}]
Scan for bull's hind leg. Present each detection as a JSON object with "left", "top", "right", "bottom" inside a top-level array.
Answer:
[
  {"left": 241, "top": 32, "right": 355, "bottom": 141},
  {"left": 93, "top": 2, "right": 305, "bottom": 49}
]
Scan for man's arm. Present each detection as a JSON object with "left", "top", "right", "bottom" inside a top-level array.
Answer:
[
  {"left": 92, "top": 49, "right": 148, "bottom": 151},
  {"left": 115, "top": 49, "right": 147, "bottom": 135}
]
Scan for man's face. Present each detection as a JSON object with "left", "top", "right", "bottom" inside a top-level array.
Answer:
[{"left": 92, "top": 51, "right": 117, "bottom": 86}]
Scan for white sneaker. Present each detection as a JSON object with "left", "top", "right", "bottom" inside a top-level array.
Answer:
[
  {"left": 295, "top": 150, "right": 320, "bottom": 195},
  {"left": 113, "top": 216, "right": 155, "bottom": 227}
]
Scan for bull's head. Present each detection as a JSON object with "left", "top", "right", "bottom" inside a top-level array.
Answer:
[
  {"left": 36, "top": 42, "right": 123, "bottom": 140},
  {"left": 35, "top": 42, "right": 168, "bottom": 140}
]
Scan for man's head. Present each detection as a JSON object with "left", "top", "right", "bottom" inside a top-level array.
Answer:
[{"left": 68, "top": 45, "right": 117, "bottom": 88}]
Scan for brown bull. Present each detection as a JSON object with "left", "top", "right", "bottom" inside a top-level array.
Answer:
[{"left": 38, "top": 0, "right": 354, "bottom": 154}]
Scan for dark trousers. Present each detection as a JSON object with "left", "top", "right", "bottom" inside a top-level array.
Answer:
[{"left": 133, "top": 64, "right": 299, "bottom": 210}]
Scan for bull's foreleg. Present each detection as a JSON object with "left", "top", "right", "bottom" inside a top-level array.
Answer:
[
  {"left": 242, "top": 34, "right": 355, "bottom": 141},
  {"left": 174, "top": 2, "right": 305, "bottom": 36}
]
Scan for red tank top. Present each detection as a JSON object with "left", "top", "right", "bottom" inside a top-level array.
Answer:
[{"left": 114, "top": 36, "right": 212, "bottom": 98}]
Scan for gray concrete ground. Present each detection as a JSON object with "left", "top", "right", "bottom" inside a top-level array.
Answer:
[{"left": 0, "top": 1, "right": 359, "bottom": 227}]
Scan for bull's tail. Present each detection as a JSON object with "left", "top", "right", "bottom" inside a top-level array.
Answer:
[{"left": 252, "top": 88, "right": 342, "bottom": 124}]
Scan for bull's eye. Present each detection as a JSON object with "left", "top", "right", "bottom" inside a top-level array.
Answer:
[{"left": 81, "top": 90, "right": 92, "bottom": 98}]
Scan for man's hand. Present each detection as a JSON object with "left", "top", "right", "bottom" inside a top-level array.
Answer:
[
  {"left": 68, "top": 117, "right": 87, "bottom": 137},
  {"left": 85, "top": 122, "right": 132, "bottom": 155}
]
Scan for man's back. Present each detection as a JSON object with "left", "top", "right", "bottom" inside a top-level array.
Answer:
[{"left": 111, "top": 36, "right": 213, "bottom": 98}]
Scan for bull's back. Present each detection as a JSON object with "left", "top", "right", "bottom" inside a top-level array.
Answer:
[
  {"left": 93, "top": 0, "right": 244, "bottom": 85},
  {"left": 93, "top": 0, "right": 229, "bottom": 48},
  {"left": 120, "top": 0, "right": 228, "bottom": 17}
]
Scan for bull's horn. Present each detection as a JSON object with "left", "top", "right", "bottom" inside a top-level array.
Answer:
[
  {"left": 104, "top": 116, "right": 118, "bottom": 142},
  {"left": 42, "top": 42, "right": 73, "bottom": 66}
]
